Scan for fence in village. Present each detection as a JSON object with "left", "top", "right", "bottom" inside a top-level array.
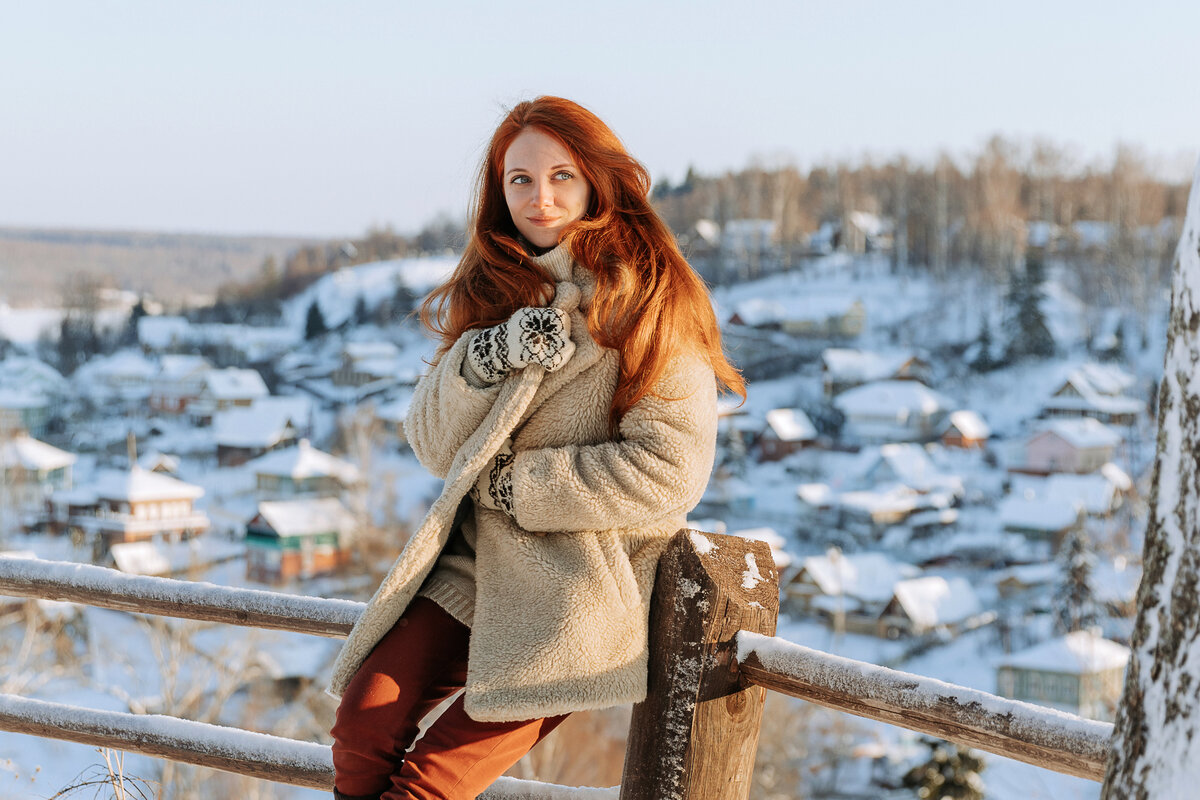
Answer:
[{"left": 0, "top": 529, "right": 1114, "bottom": 799}]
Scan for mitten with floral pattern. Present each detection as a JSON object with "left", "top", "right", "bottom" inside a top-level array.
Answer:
[
  {"left": 471, "top": 439, "right": 515, "bottom": 517},
  {"left": 463, "top": 306, "right": 575, "bottom": 386}
]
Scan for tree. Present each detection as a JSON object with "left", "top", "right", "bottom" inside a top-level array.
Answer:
[
  {"left": 1053, "top": 528, "right": 1100, "bottom": 634},
  {"left": 1102, "top": 159, "right": 1200, "bottom": 797},
  {"left": 304, "top": 299, "right": 327, "bottom": 340},
  {"left": 968, "top": 317, "right": 997, "bottom": 373},
  {"left": 353, "top": 294, "right": 370, "bottom": 326},
  {"left": 1002, "top": 251, "right": 1056, "bottom": 363},
  {"left": 902, "top": 738, "right": 986, "bottom": 800}
]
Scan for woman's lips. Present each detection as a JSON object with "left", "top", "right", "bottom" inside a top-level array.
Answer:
[{"left": 527, "top": 216, "right": 560, "bottom": 226}]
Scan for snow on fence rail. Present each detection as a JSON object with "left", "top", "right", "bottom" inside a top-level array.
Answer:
[
  {"left": 0, "top": 694, "right": 616, "bottom": 798},
  {"left": 0, "top": 556, "right": 364, "bottom": 637},
  {"left": 736, "top": 630, "right": 1113, "bottom": 782},
  {"left": 0, "top": 538, "right": 1116, "bottom": 797}
]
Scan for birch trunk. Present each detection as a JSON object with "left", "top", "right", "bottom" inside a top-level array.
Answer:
[{"left": 1102, "top": 157, "right": 1200, "bottom": 798}]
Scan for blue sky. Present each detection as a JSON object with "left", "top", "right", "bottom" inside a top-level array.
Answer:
[{"left": 1, "top": 1, "right": 1196, "bottom": 237}]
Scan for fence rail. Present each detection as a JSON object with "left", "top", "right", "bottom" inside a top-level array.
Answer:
[{"left": 0, "top": 538, "right": 1116, "bottom": 798}]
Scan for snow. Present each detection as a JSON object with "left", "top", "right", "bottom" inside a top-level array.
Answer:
[
  {"left": 997, "top": 630, "right": 1130, "bottom": 674},
  {"left": 763, "top": 407, "right": 817, "bottom": 441},
  {"left": 999, "top": 494, "right": 1082, "bottom": 532},
  {"left": 0, "top": 434, "right": 75, "bottom": 471},
  {"left": 834, "top": 379, "right": 954, "bottom": 417},
  {"left": 948, "top": 409, "right": 990, "bottom": 439},
  {"left": 798, "top": 552, "right": 919, "bottom": 604},
  {"left": 89, "top": 465, "right": 205, "bottom": 502},
  {"left": 202, "top": 367, "right": 269, "bottom": 401},
  {"left": 742, "top": 552, "right": 764, "bottom": 589},
  {"left": 688, "top": 531, "right": 717, "bottom": 555},
  {"left": 889, "top": 576, "right": 981, "bottom": 628},
  {"left": 245, "top": 440, "right": 359, "bottom": 484},
  {"left": 0, "top": 556, "right": 365, "bottom": 631},
  {"left": 822, "top": 347, "right": 916, "bottom": 383},
  {"left": 254, "top": 497, "right": 355, "bottom": 537},
  {"left": 481, "top": 778, "right": 618, "bottom": 799},
  {"left": 214, "top": 397, "right": 311, "bottom": 449}
]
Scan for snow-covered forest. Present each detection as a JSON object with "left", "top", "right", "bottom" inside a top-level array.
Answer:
[{"left": 0, "top": 150, "right": 1191, "bottom": 799}]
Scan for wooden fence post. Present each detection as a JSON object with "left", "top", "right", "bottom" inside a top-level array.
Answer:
[{"left": 620, "top": 529, "right": 779, "bottom": 800}]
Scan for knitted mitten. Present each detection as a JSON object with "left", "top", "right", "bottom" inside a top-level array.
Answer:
[
  {"left": 465, "top": 306, "right": 575, "bottom": 385},
  {"left": 472, "top": 439, "right": 515, "bottom": 517}
]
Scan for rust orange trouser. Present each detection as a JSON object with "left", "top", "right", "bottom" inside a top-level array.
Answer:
[{"left": 330, "top": 597, "right": 568, "bottom": 800}]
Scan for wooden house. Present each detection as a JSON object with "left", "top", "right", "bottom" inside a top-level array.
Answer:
[
  {"left": 331, "top": 342, "right": 403, "bottom": 389},
  {"left": 1042, "top": 364, "right": 1142, "bottom": 426},
  {"left": 214, "top": 397, "right": 311, "bottom": 467},
  {"left": 149, "top": 355, "right": 211, "bottom": 415},
  {"left": 189, "top": 368, "right": 269, "bottom": 426},
  {"left": 245, "top": 497, "right": 353, "bottom": 583},
  {"left": 821, "top": 349, "right": 931, "bottom": 399},
  {"left": 757, "top": 408, "right": 817, "bottom": 461},
  {"left": 249, "top": 439, "right": 360, "bottom": 499},
  {"left": 877, "top": 576, "right": 983, "bottom": 639},
  {"left": 999, "top": 493, "right": 1084, "bottom": 552},
  {"left": 1, "top": 433, "right": 75, "bottom": 530},
  {"left": 1022, "top": 419, "right": 1121, "bottom": 475},
  {"left": 0, "top": 389, "right": 54, "bottom": 438},
  {"left": 834, "top": 380, "right": 954, "bottom": 444},
  {"left": 784, "top": 551, "right": 919, "bottom": 631},
  {"left": 49, "top": 467, "right": 209, "bottom": 556},
  {"left": 942, "top": 410, "right": 990, "bottom": 449},
  {"left": 996, "top": 630, "right": 1130, "bottom": 721}
]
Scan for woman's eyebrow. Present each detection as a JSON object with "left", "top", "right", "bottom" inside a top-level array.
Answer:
[{"left": 505, "top": 163, "right": 576, "bottom": 176}]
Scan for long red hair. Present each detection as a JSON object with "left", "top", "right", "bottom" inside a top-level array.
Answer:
[{"left": 421, "top": 96, "right": 745, "bottom": 423}]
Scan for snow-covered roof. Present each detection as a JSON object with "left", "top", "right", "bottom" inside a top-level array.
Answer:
[
  {"left": 999, "top": 494, "right": 1081, "bottom": 532},
  {"left": 91, "top": 466, "right": 204, "bottom": 502},
  {"left": 797, "top": 482, "right": 834, "bottom": 507},
  {"left": 1035, "top": 418, "right": 1122, "bottom": 450},
  {"left": 729, "top": 527, "right": 792, "bottom": 569},
  {"left": 202, "top": 368, "right": 269, "bottom": 400},
  {"left": 834, "top": 380, "right": 954, "bottom": 418},
  {"left": 730, "top": 294, "right": 862, "bottom": 327},
  {"left": 995, "top": 562, "right": 1060, "bottom": 587},
  {"left": 138, "top": 451, "right": 181, "bottom": 474},
  {"left": 998, "top": 630, "right": 1130, "bottom": 674},
  {"left": 343, "top": 341, "right": 401, "bottom": 361},
  {"left": 214, "top": 397, "right": 310, "bottom": 449},
  {"left": 1073, "top": 363, "right": 1136, "bottom": 396},
  {"left": 847, "top": 211, "right": 892, "bottom": 237},
  {"left": 247, "top": 440, "right": 359, "bottom": 484},
  {"left": 1042, "top": 472, "right": 1125, "bottom": 515},
  {"left": 0, "top": 434, "right": 76, "bottom": 471},
  {"left": 867, "top": 443, "right": 963, "bottom": 495},
  {"left": 693, "top": 219, "right": 721, "bottom": 245},
  {"left": 889, "top": 576, "right": 981, "bottom": 627},
  {"left": 0, "top": 356, "right": 68, "bottom": 394},
  {"left": 764, "top": 408, "right": 817, "bottom": 442},
  {"left": 157, "top": 354, "right": 211, "bottom": 379},
  {"left": 253, "top": 497, "right": 355, "bottom": 538},
  {"left": 821, "top": 348, "right": 916, "bottom": 382},
  {"left": 947, "top": 410, "right": 990, "bottom": 439},
  {"left": 138, "top": 315, "right": 192, "bottom": 349},
  {"left": 111, "top": 541, "right": 171, "bottom": 576},
  {"left": 0, "top": 388, "right": 51, "bottom": 409},
  {"left": 800, "top": 552, "right": 920, "bottom": 603}
]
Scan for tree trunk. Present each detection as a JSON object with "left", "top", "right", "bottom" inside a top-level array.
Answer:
[{"left": 1102, "top": 157, "right": 1200, "bottom": 798}]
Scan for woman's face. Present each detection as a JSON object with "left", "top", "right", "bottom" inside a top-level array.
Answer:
[{"left": 502, "top": 127, "right": 591, "bottom": 249}]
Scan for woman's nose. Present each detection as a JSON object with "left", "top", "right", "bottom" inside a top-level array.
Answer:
[{"left": 533, "top": 182, "right": 554, "bottom": 208}]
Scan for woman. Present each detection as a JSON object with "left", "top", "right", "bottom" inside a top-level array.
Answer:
[{"left": 328, "top": 96, "right": 744, "bottom": 800}]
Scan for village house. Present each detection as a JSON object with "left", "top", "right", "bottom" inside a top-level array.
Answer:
[
  {"left": 1, "top": 433, "right": 76, "bottom": 531},
  {"left": 248, "top": 439, "right": 360, "bottom": 500},
  {"left": 245, "top": 497, "right": 353, "bottom": 584},
  {"left": 840, "top": 211, "right": 895, "bottom": 254},
  {"left": 728, "top": 296, "right": 866, "bottom": 339},
  {"left": 784, "top": 550, "right": 919, "bottom": 631},
  {"left": 756, "top": 408, "right": 818, "bottom": 461},
  {"left": 214, "top": 396, "right": 312, "bottom": 467},
  {"left": 821, "top": 348, "right": 931, "bottom": 399},
  {"left": 72, "top": 350, "right": 158, "bottom": 411},
  {"left": 1009, "top": 464, "right": 1133, "bottom": 519},
  {"left": 331, "top": 342, "right": 404, "bottom": 389},
  {"left": 189, "top": 367, "right": 270, "bottom": 426},
  {"left": 0, "top": 357, "right": 69, "bottom": 425},
  {"left": 834, "top": 380, "right": 955, "bottom": 445},
  {"left": 0, "top": 389, "right": 54, "bottom": 438},
  {"left": 877, "top": 575, "right": 984, "bottom": 639},
  {"left": 996, "top": 630, "right": 1130, "bottom": 721},
  {"left": 48, "top": 466, "right": 209, "bottom": 557},
  {"left": 1020, "top": 418, "right": 1122, "bottom": 475},
  {"left": 148, "top": 355, "right": 211, "bottom": 415},
  {"left": 137, "top": 315, "right": 193, "bottom": 352},
  {"left": 1042, "top": 363, "right": 1143, "bottom": 426},
  {"left": 941, "top": 410, "right": 990, "bottom": 449},
  {"left": 852, "top": 443, "right": 964, "bottom": 499},
  {"left": 998, "top": 493, "right": 1084, "bottom": 552}
]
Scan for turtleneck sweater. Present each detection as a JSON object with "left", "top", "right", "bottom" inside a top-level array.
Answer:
[{"left": 415, "top": 243, "right": 576, "bottom": 627}]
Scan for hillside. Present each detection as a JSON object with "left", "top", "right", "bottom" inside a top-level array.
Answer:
[{"left": 0, "top": 226, "right": 316, "bottom": 307}]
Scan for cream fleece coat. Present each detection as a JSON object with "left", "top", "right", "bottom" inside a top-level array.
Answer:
[{"left": 327, "top": 247, "right": 718, "bottom": 722}]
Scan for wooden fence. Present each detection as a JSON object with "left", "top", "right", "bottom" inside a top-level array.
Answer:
[{"left": 0, "top": 532, "right": 1114, "bottom": 798}]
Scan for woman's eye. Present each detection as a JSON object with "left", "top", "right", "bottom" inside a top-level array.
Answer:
[
  {"left": 510, "top": 175, "right": 531, "bottom": 185},
  {"left": 554, "top": 171, "right": 573, "bottom": 180}
]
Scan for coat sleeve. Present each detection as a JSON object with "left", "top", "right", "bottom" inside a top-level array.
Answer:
[
  {"left": 404, "top": 331, "right": 503, "bottom": 479},
  {"left": 510, "top": 352, "right": 719, "bottom": 533}
]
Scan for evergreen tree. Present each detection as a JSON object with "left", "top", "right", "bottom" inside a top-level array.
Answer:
[
  {"left": 353, "top": 294, "right": 370, "bottom": 326},
  {"left": 902, "top": 738, "right": 986, "bottom": 800},
  {"left": 120, "top": 296, "right": 149, "bottom": 347},
  {"left": 969, "top": 318, "right": 996, "bottom": 373},
  {"left": 1003, "top": 251, "right": 1056, "bottom": 363},
  {"left": 304, "top": 299, "right": 327, "bottom": 340},
  {"left": 1053, "top": 528, "right": 1100, "bottom": 634}
]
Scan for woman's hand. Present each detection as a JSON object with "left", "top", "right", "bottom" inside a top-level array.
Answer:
[
  {"left": 471, "top": 439, "right": 515, "bottom": 518},
  {"left": 464, "top": 306, "right": 575, "bottom": 385}
]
